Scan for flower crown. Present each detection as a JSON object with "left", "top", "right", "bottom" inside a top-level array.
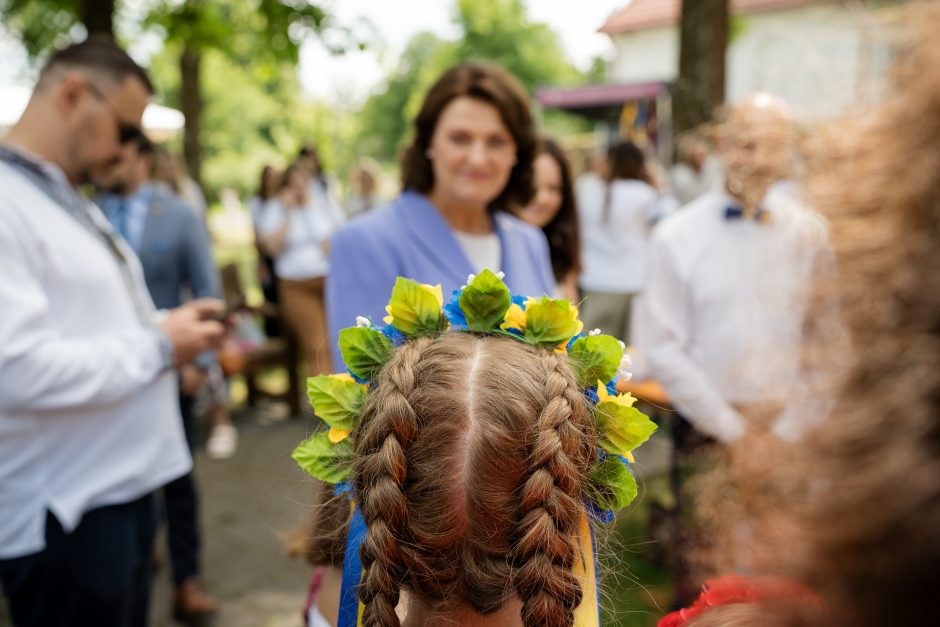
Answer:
[{"left": 293, "top": 269, "right": 657, "bottom": 518}]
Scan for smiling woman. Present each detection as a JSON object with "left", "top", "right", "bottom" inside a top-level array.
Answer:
[{"left": 325, "top": 62, "right": 556, "bottom": 369}]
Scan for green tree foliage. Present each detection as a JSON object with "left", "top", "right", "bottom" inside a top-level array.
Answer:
[
  {"left": 0, "top": 0, "right": 114, "bottom": 57},
  {"left": 148, "top": 43, "right": 356, "bottom": 199},
  {"left": 356, "top": 0, "right": 584, "bottom": 164}
]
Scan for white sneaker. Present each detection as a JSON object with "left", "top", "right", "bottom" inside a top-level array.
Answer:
[{"left": 207, "top": 424, "right": 238, "bottom": 460}]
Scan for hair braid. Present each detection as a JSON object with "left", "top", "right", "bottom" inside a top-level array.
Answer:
[
  {"left": 512, "top": 351, "right": 593, "bottom": 627},
  {"left": 355, "top": 338, "right": 431, "bottom": 627}
]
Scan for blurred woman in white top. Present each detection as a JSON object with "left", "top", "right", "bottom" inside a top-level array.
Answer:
[
  {"left": 259, "top": 163, "right": 345, "bottom": 375},
  {"left": 578, "top": 141, "right": 672, "bottom": 342}
]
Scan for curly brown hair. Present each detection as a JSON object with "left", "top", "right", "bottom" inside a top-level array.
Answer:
[
  {"left": 400, "top": 62, "right": 538, "bottom": 212},
  {"left": 306, "top": 333, "right": 597, "bottom": 626},
  {"left": 688, "top": 5, "right": 940, "bottom": 626}
]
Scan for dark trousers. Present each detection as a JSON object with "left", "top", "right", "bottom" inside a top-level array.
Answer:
[
  {"left": 163, "top": 392, "right": 201, "bottom": 586},
  {"left": 0, "top": 493, "right": 157, "bottom": 627}
]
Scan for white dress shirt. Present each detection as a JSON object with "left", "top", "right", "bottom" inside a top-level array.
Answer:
[
  {"left": 259, "top": 196, "right": 345, "bottom": 281},
  {"left": 579, "top": 179, "right": 669, "bottom": 294},
  {"left": 636, "top": 188, "right": 832, "bottom": 442},
  {"left": 0, "top": 159, "right": 191, "bottom": 559}
]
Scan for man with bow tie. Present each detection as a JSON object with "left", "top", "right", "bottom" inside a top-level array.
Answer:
[{"left": 637, "top": 94, "right": 834, "bottom": 443}]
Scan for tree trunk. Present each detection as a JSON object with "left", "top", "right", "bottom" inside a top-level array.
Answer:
[
  {"left": 80, "top": 0, "right": 115, "bottom": 37},
  {"left": 180, "top": 44, "right": 204, "bottom": 189},
  {"left": 674, "top": 0, "right": 729, "bottom": 137}
]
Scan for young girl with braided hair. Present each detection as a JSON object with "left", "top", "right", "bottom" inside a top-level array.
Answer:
[{"left": 293, "top": 271, "right": 655, "bottom": 627}]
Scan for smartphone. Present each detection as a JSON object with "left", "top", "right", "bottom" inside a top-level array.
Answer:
[{"left": 205, "top": 296, "right": 245, "bottom": 322}]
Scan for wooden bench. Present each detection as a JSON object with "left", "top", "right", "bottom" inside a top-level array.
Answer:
[{"left": 218, "top": 263, "right": 301, "bottom": 417}]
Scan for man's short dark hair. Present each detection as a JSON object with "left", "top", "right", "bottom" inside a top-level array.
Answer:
[{"left": 39, "top": 35, "right": 154, "bottom": 94}]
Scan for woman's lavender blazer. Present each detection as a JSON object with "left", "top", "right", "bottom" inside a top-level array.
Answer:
[{"left": 326, "top": 191, "right": 556, "bottom": 367}]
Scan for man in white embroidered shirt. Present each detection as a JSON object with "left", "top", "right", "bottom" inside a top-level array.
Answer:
[
  {"left": 637, "top": 94, "right": 836, "bottom": 445},
  {"left": 0, "top": 38, "right": 225, "bottom": 626}
]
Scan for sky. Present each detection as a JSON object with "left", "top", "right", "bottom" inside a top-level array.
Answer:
[
  {"left": 0, "top": 0, "right": 628, "bottom": 105},
  {"left": 297, "top": 0, "right": 628, "bottom": 103}
]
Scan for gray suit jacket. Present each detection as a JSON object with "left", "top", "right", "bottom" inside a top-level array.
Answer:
[{"left": 98, "top": 184, "right": 220, "bottom": 309}]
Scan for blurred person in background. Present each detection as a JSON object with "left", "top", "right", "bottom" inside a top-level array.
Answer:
[
  {"left": 578, "top": 141, "right": 672, "bottom": 343},
  {"left": 512, "top": 137, "right": 581, "bottom": 302},
  {"left": 298, "top": 143, "right": 346, "bottom": 222},
  {"left": 670, "top": 133, "right": 723, "bottom": 206},
  {"left": 0, "top": 37, "right": 224, "bottom": 627},
  {"left": 94, "top": 133, "right": 221, "bottom": 620},
  {"left": 344, "top": 159, "right": 381, "bottom": 218},
  {"left": 249, "top": 164, "right": 283, "bottom": 337},
  {"left": 662, "top": 6, "right": 940, "bottom": 626},
  {"left": 635, "top": 96, "right": 837, "bottom": 606},
  {"left": 326, "top": 62, "right": 555, "bottom": 369},
  {"left": 152, "top": 147, "right": 208, "bottom": 218},
  {"left": 260, "top": 162, "right": 344, "bottom": 376},
  {"left": 638, "top": 94, "right": 832, "bottom": 445}
]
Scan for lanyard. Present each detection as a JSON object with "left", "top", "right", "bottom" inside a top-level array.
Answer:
[{"left": 0, "top": 145, "right": 154, "bottom": 325}]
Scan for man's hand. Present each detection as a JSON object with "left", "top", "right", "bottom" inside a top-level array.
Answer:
[{"left": 160, "top": 299, "right": 226, "bottom": 366}]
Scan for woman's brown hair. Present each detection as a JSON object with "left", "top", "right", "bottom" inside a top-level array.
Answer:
[
  {"left": 603, "top": 141, "right": 654, "bottom": 223},
  {"left": 537, "top": 138, "right": 582, "bottom": 284},
  {"left": 400, "top": 62, "right": 538, "bottom": 212},
  {"left": 309, "top": 333, "right": 596, "bottom": 626},
  {"left": 688, "top": 5, "right": 940, "bottom": 626}
]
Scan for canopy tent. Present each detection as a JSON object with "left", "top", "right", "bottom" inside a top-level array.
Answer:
[{"left": 0, "top": 84, "right": 184, "bottom": 139}]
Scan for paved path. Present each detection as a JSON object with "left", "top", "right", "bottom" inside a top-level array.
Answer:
[{"left": 149, "top": 405, "right": 317, "bottom": 627}]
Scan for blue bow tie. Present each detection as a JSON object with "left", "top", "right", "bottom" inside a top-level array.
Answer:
[{"left": 725, "top": 204, "right": 771, "bottom": 223}]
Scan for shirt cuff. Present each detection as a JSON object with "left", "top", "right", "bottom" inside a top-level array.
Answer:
[{"left": 150, "top": 328, "right": 175, "bottom": 371}]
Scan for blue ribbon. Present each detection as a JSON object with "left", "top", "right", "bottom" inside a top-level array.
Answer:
[{"left": 338, "top": 504, "right": 367, "bottom": 627}]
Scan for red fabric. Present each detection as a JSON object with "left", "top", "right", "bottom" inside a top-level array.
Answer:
[{"left": 657, "top": 574, "right": 822, "bottom": 627}]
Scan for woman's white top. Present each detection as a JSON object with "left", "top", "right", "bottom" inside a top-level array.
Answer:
[
  {"left": 259, "top": 196, "right": 345, "bottom": 281},
  {"left": 453, "top": 230, "right": 501, "bottom": 274},
  {"left": 578, "top": 179, "right": 668, "bottom": 294}
]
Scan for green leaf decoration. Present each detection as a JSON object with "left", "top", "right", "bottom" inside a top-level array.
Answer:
[
  {"left": 292, "top": 432, "right": 354, "bottom": 484},
  {"left": 306, "top": 374, "right": 366, "bottom": 431},
  {"left": 568, "top": 335, "right": 623, "bottom": 389},
  {"left": 595, "top": 401, "right": 658, "bottom": 457},
  {"left": 339, "top": 327, "right": 393, "bottom": 381},
  {"left": 459, "top": 269, "right": 512, "bottom": 331},
  {"left": 587, "top": 457, "right": 639, "bottom": 511},
  {"left": 387, "top": 277, "right": 447, "bottom": 336},
  {"left": 523, "top": 297, "right": 584, "bottom": 348}
]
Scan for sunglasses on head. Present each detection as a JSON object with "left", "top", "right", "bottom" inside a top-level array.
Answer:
[{"left": 84, "top": 79, "right": 145, "bottom": 145}]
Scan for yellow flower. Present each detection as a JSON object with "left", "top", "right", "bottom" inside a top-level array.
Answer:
[
  {"left": 596, "top": 380, "right": 641, "bottom": 462},
  {"left": 331, "top": 373, "right": 356, "bottom": 383},
  {"left": 596, "top": 380, "right": 638, "bottom": 408},
  {"left": 383, "top": 304, "right": 393, "bottom": 325},
  {"left": 328, "top": 427, "right": 351, "bottom": 443},
  {"left": 419, "top": 283, "right": 444, "bottom": 309},
  {"left": 500, "top": 303, "right": 527, "bottom": 332}
]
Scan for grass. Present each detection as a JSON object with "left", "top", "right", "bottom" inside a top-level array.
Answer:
[{"left": 598, "top": 475, "right": 675, "bottom": 626}]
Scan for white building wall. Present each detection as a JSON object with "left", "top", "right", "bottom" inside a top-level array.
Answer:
[
  {"left": 608, "top": 27, "right": 678, "bottom": 84},
  {"left": 607, "top": 4, "right": 889, "bottom": 116}
]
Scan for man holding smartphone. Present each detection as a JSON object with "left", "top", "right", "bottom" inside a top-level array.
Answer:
[{"left": 0, "top": 37, "right": 225, "bottom": 626}]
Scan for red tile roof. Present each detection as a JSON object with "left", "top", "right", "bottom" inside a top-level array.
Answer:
[{"left": 599, "top": 0, "right": 844, "bottom": 35}]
